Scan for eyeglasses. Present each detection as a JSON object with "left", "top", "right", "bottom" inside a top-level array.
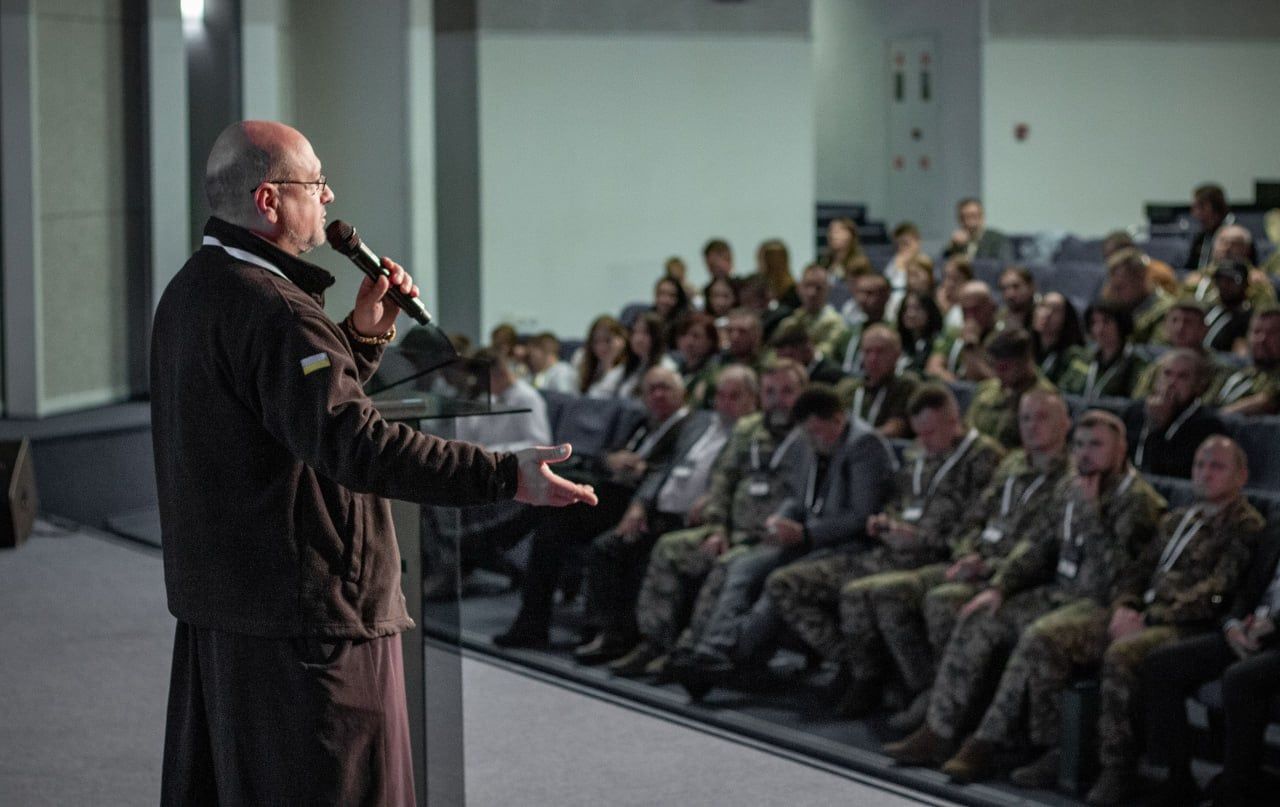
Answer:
[{"left": 250, "top": 175, "right": 327, "bottom": 197}]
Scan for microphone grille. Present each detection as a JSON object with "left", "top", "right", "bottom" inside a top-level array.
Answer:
[{"left": 325, "top": 220, "right": 359, "bottom": 254}]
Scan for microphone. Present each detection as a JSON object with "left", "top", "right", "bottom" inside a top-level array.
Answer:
[{"left": 325, "top": 220, "right": 433, "bottom": 325}]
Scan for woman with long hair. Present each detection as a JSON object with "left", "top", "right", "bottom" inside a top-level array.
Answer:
[
  {"left": 1031, "top": 291, "right": 1086, "bottom": 384},
  {"left": 1057, "top": 300, "right": 1147, "bottom": 400},
  {"left": 757, "top": 239, "right": 800, "bottom": 310},
  {"left": 617, "top": 312, "right": 679, "bottom": 398},
  {"left": 896, "top": 290, "right": 945, "bottom": 375},
  {"left": 673, "top": 312, "right": 720, "bottom": 407},
  {"left": 578, "top": 315, "right": 631, "bottom": 398},
  {"left": 818, "top": 217, "right": 864, "bottom": 279},
  {"left": 652, "top": 275, "right": 691, "bottom": 347}
]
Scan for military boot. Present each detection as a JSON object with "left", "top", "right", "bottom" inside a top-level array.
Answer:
[
  {"left": 1009, "top": 746, "right": 1060, "bottom": 789},
  {"left": 607, "top": 640, "right": 662, "bottom": 678},
  {"left": 941, "top": 737, "right": 1000, "bottom": 783},
  {"left": 883, "top": 724, "right": 956, "bottom": 768},
  {"left": 1085, "top": 764, "right": 1137, "bottom": 806}
]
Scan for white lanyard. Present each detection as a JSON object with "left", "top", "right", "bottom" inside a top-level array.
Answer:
[
  {"left": 842, "top": 330, "right": 862, "bottom": 372},
  {"left": 751, "top": 427, "right": 801, "bottom": 473},
  {"left": 1204, "top": 305, "right": 1230, "bottom": 348},
  {"left": 202, "top": 235, "right": 289, "bottom": 280},
  {"left": 1000, "top": 472, "right": 1047, "bottom": 518},
  {"left": 1135, "top": 400, "right": 1201, "bottom": 469},
  {"left": 1155, "top": 506, "right": 1205, "bottom": 574},
  {"left": 913, "top": 429, "right": 979, "bottom": 499},
  {"left": 1084, "top": 345, "right": 1130, "bottom": 400},
  {"left": 1063, "top": 468, "right": 1136, "bottom": 549},
  {"left": 852, "top": 384, "right": 888, "bottom": 426},
  {"left": 805, "top": 462, "right": 825, "bottom": 514},
  {"left": 1217, "top": 369, "right": 1253, "bottom": 405},
  {"left": 636, "top": 407, "right": 688, "bottom": 459},
  {"left": 947, "top": 338, "right": 966, "bottom": 374}
]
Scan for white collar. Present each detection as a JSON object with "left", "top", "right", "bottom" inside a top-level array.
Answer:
[{"left": 202, "top": 235, "right": 289, "bottom": 282}]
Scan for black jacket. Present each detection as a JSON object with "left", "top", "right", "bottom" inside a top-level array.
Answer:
[
  {"left": 1125, "top": 399, "right": 1227, "bottom": 479},
  {"left": 151, "top": 218, "right": 518, "bottom": 639}
]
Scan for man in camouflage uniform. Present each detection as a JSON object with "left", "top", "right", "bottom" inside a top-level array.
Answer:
[
  {"left": 775, "top": 263, "right": 850, "bottom": 358},
  {"left": 964, "top": 327, "right": 1057, "bottom": 450},
  {"left": 1107, "top": 247, "right": 1174, "bottom": 345},
  {"left": 1131, "top": 296, "right": 1226, "bottom": 399},
  {"left": 1076, "top": 437, "right": 1263, "bottom": 804},
  {"left": 831, "top": 274, "right": 891, "bottom": 375},
  {"left": 841, "top": 388, "right": 1071, "bottom": 728},
  {"left": 835, "top": 324, "right": 918, "bottom": 438},
  {"left": 1216, "top": 305, "right": 1280, "bottom": 415},
  {"left": 766, "top": 383, "right": 1004, "bottom": 713},
  {"left": 925, "top": 281, "right": 999, "bottom": 383},
  {"left": 608, "top": 360, "right": 810, "bottom": 676},
  {"left": 885, "top": 411, "right": 1165, "bottom": 777}
]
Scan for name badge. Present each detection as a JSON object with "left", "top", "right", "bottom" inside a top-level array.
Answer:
[
  {"left": 748, "top": 480, "right": 771, "bottom": 498},
  {"left": 901, "top": 504, "right": 924, "bottom": 523},
  {"left": 1057, "top": 558, "right": 1079, "bottom": 579},
  {"left": 1143, "top": 588, "right": 1156, "bottom": 605},
  {"left": 980, "top": 526, "right": 1003, "bottom": 544},
  {"left": 671, "top": 465, "right": 694, "bottom": 479}
]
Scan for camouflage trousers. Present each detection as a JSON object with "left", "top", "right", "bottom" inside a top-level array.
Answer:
[
  {"left": 926, "top": 586, "right": 1061, "bottom": 740},
  {"left": 838, "top": 563, "right": 949, "bottom": 691},
  {"left": 635, "top": 526, "right": 717, "bottom": 650},
  {"left": 766, "top": 546, "right": 909, "bottom": 664}
]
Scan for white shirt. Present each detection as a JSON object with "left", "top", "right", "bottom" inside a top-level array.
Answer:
[
  {"left": 532, "top": 361, "right": 578, "bottom": 394},
  {"left": 453, "top": 378, "right": 551, "bottom": 453},
  {"left": 655, "top": 417, "right": 732, "bottom": 515}
]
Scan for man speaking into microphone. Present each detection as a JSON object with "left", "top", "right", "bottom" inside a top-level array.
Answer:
[{"left": 151, "top": 120, "right": 596, "bottom": 805}]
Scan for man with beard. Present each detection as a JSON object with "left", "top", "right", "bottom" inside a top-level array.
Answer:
[
  {"left": 1125, "top": 349, "right": 1227, "bottom": 479},
  {"left": 1215, "top": 306, "right": 1280, "bottom": 415}
]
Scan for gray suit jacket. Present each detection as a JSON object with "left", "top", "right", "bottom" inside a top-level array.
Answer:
[
  {"left": 781, "top": 417, "right": 898, "bottom": 550},
  {"left": 633, "top": 409, "right": 720, "bottom": 508}
]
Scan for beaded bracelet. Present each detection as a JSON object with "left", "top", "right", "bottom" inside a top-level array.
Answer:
[{"left": 343, "top": 313, "right": 396, "bottom": 346}]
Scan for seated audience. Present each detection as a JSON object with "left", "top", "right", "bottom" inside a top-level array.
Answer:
[
  {"left": 897, "top": 291, "right": 946, "bottom": 376},
  {"left": 1205, "top": 259, "right": 1254, "bottom": 354},
  {"left": 1131, "top": 296, "right": 1223, "bottom": 399},
  {"left": 608, "top": 360, "right": 811, "bottom": 676},
  {"left": 651, "top": 275, "right": 691, "bottom": 345},
  {"left": 664, "top": 256, "right": 699, "bottom": 305},
  {"left": 818, "top": 217, "right": 864, "bottom": 279},
  {"left": 455, "top": 348, "right": 551, "bottom": 452},
  {"left": 1188, "top": 224, "right": 1276, "bottom": 309},
  {"left": 885, "top": 221, "right": 922, "bottom": 316},
  {"left": 573, "top": 365, "right": 761, "bottom": 665},
  {"left": 937, "top": 256, "right": 974, "bottom": 332},
  {"left": 996, "top": 266, "right": 1037, "bottom": 332},
  {"left": 888, "top": 412, "right": 1165, "bottom": 787},
  {"left": 770, "top": 321, "right": 845, "bottom": 385},
  {"left": 1125, "top": 349, "right": 1227, "bottom": 479},
  {"left": 840, "top": 389, "right": 1070, "bottom": 728},
  {"left": 832, "top": 273, "right": 892, "bottom": 374},
  {"left": 925, "top": 281, "right": 999, "bottom": 383},
  {"left": 757, "top": 238, "right": 801, "bottom": 311},
  {"left": 1106, "top": 247, "right": 1173, "bottom": 344},
  {"left": 1077, "top": 437, "right": 1263, "bottom": 805},
  {"left": 716, "top": 307, "right": 765, "bottom": 374},
  {"left": 776, "top": 263, "right": 849, "bottom": 357},
  {"left": 494, "top": 366, "right": 691, "bottom": 648},
  {"left": 617, "top": 312, "right": 680, "bottom": 399},
  {"left": 965, "top": 329, "right": 1057, "bottom": 450},
  {"left": 489, "top": 323, "right": 527, "bottom": 378},
  {"left": 836, "top": 324, "right": 919, "bottom": 438},
  {"left": 1186, "top": 183, "right": 1234, "bottom": 270},
  {"left": 526, "top": 331, "right": 578, "bottom": 394},
  {"left": 738, "top": 273, "right": 791, "bottom": 341},
  {"left": 1143, "top": 505, "right": 1280, "bottom": 807},
  {"left": 1031, "top": 291, "right": 1086, "bottom": 385},
  {"left": 702, "top": 238, "right": 735, "bottom": 283},
  {"left": 1215, "top": 305, "right": 1280, "bottom": 414},
  {"left": 944, "top": 197, "right": 1013, "bottom": 262},
  {"left": 769, "top": 384, "right": 1004, "bottom": 715},
  {"left": 578, "top": 315, "right": 630, "bottom": 398},
  {"left": 1102, "top": 230, "right": 1177, "bottom": 295},
  {"left": 1058, "top": 300, "right": 1147, "bottom": 400},
  {"left": 673, "top": 312, "right": 720, "bottom": 407},
  {"left": 703, "top": 275, "right": 739, "bottom": 322}
]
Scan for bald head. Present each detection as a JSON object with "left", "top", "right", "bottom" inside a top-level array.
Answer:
[
  {"left": 206, "top": 121, "right": 300, "bottom": 227},
  {"left": 1212, "top": 224, "right": 1253, "bottom": 263},
  {"left": 1193, "top": 435, "right": 1249, "bottom": 504}
]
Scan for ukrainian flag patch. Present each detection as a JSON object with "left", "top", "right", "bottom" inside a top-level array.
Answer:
[{"left": 300, "top": 352, "right": 331, "bottom": 375}]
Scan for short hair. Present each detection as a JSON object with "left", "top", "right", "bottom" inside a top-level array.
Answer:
[
  {"left": 1161, "top": 348, "right": 1214, "bottom": 395},
  {"left": 642, "top": 364, "right": 684, "bottom": 393},
  {"left": 703, "top": 238, "right": 731, "bottom": 257},
  {"left": 472, "top": 347, "right": 511, "bottom": 377},
  {"left": 956, "top": 197, "right": 982, "bottom": 214},
  {"left": 861, "top": 322, "right": 902, "bottom": 351},
  {"left": 907, "top": 382, "right": 957, "bottom": 418},
  {"left": 490, "top": 323, "right": 518, "bottom": 349},
  {"left": 204, "top": 122, "right": 294, "bottom": 227},
  {"left": 945, "top": 256, "right": 974, "bottom": 281},
  {"left": 726, "top": 306, "right": 763, "bottom": 330},
  {"left": 664, "top": 256, "right": 686, "bottom": 275},
  {"left": 985, "top": 327, "right": 1034, "bottom": 361},
  {"left": 1085, "top": 299, "right": 1135, "bottom": 341},
  {"left": 1077, "top": 409, "right": 1127, "bottom": 442},
  {"left": 1197, "top": 435, "right": 1248, "bottom": 471},
  {"left": 1107, "top": 247, "right": 1149, "bottom": 281},
  {"left": 533, "top": 331, "right": 561, "bottom": 352},
  {"left": 715, "top": 364, "right": 760, "bottom": 400},
  {"left": 1000, "top": 265, "right": 1035, "bottom": 287},
  {"left": 792, "top": 384, "right": 845, "bottom": 422},
  {"left": 892, "top": 221, "right": 921, "bottom": 240},
  {"left": 845, "top": 254, "right": 874, "bottom": 277},
  {"left": 1193, "top": 183, "right": 1228, "bottom": 217},
  {"left": 770, "top": 320, "right": 814, "bottom": 349},
  {"left": 674, "top": 311, "right": 718, "bottom": 344},
  {"left": 761, "top": 357, "right": 809, "bottom": 388},
  {"left": 801, "top": 262, "right": 829, "bottom": 280},
  {"left": 1102, "top": 230, "right": 1135, "bottom": 256},
  {"left": 856, "top": 273, "right": 891, "bottom": 292}
]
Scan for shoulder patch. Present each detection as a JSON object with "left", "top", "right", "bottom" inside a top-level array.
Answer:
[{"left": 300, "top": 352, "right": 331, "bottom": 375}]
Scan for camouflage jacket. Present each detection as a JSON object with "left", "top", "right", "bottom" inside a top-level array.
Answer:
[
  {"left": 700, "top": 412, "right": 813, "bottom": 546},
  {"left": 1114, "top": 496, "right": 1265, "bottom": 627},
  {"left": 964, "top": 373, "right": 1058, "bottom": 450},
  {"left": 1131, "top": 351, "right": 1227, "bottom": 401},
  {"left": 992, "top": 467, "right": 1166, "bottom": 604},
  {"left": 1057, "top": 344, "right": 1148, "bottom": 400},
  {"left": 950, "top": 448, "right": 1073, "bottom": 576},
  {"left": 886, "top": 429, "right": 1005, "bottom": 566},
  {"left": 1213, "top": 364, "right": 1280, "bottom": 410},
  {"left": 835, "top": 372, "right": 920, "bottom": 434},
  {"left": 780, "top": 306, "right": 850, "bottom": 358}
]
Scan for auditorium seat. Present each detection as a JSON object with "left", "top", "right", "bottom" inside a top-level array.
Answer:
[
  {"left": 1048, "top": 260, "right": 1107, "bottom": 313},
  {"left": 1139, "top": 236, "right": 1189, "bottom": 269},
  {"left": 551, "top": 395, "right": 630, "bottom": 458},
  {"left": 1054, "top": 235, "right": 1105, "bottom": 263},
  {"left": 970, "top": 258, "right": 1004, "bottom": 288},
  {"left": 1224, "top": 415, "right": 1280, "bottom": 492},
  {"left": 619, "top": 302, "right": 649, "bottom": 328},
  {"left": 827, "top": 279, "right": 851, "bottom": 310},
  {"left": 948, "top": 380, "right": 976, "bottom": 413},
  {"left": 540, "top": 390, "right": 574, "bottom": 436},
  {"left": 558, "top": 338, "right": 583, "bottom": 363},
  {"left": 861, "top": 243, "right": 896, "bottom": 272}
]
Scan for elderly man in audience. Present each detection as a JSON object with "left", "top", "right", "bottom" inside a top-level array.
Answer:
[
  {"left": 834, "top": 253, "right": 876, "bottom": 324},
  {"left": 1125, "top": 349, "right": 1227, "bottom": 479},
  {"left": 1188, "top": 224, "right": 1277, "bottom": 309},
  {"left": 607, "top": 360, "right": 811, "bottom": 676},
  {"left": 776, "top": 263, "right": 849, "bottom": 357},
  {"left": 996, "top": 267, "right": 1038, "bottom": 333},
  {"left": 1063, "top": 437, "right": 1264, "bottom": 805},
  {"left": 836, "top": 324, "right": 919, "bottom": 438},
  {"left": 1131, "top": 296, "right": 1223, "bottom": 398},
  {"left": 965, "top": 328, "right": 1057, "bottom": 450},
  {"left": 887, "top": 412, "right": 1165, "bottom": 784},
  {"left": 926, "top": 281, "right": 1000, "bottom": 383},
  {"left": 1204, "top": 259, "right": 1254, "bottom": 354},
  {"left": 493, "top": 366, "right": 690, "bottom": 648},
  {"left": 1106, "top": 247, "right": 1173, "bottom": 344},
  {"left": 573, "top": 365, "right": 760, "bottom": 665},
  {"left": 1143, "top": 501, "right": 1280, "bottom": 807},
  {"left": 1215, "top": 305, "right": 1280, "bottom": 415},
  {"left": 832, "top": 273, "right": 891, "bottom": 374},
  {"left": 944, "top": 198, "right": 1013, "bottom": 262},
  {"left": 769, "top": 320, "right": 845, "bottom": 385},
  {"left": 839, "top": 389, "right": 1071, "bottom": 729},
  {"left": 666, "top": 383, "right": 898, "bottom": 695},
  {"left": 525, "top": 332, "right": 579, "bottom": 394},
  {"left": 768, "top": 384, "right": 1004, "bottom": 714},
  {"left": 1059, "top": 300, "right": 1148, "bottom": 400}
]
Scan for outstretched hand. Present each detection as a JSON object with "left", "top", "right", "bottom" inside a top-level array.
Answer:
[{"left": 514, "top": 444, "right": 598, "bottom": 507}]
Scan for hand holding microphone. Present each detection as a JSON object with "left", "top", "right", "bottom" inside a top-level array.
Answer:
[{"left": 326, "top": 220, "right": 434, "bottom": 334}]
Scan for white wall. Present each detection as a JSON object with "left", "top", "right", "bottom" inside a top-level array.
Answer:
[
  {"left": 477, "top": 32, "right": 815, "bottom": 338},
  {"left": 983, "top": 39, "right": 1280, "bottom": 235}
]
